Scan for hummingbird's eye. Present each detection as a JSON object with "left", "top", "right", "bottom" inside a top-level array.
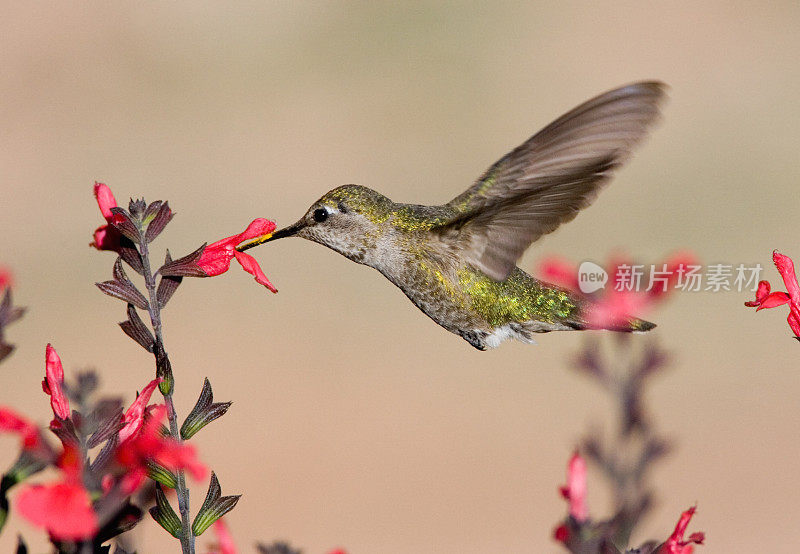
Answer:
[{"left": 313, "top": 208, "right": 329, "bottom": 223}]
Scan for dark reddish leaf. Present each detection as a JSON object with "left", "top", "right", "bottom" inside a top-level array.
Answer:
[
  {"left": 0, "top": 343, "right": 12, "bottom": 364},
  {"left": 159, "top": 244, "right": 207, "bottom": 277},
  {"left": 119, "top": 240, "right": 144, "bottom": 275},
  {"left": 109, "top": 208, "right": 140, "bottom": 243},
  {"left": 119, "top": 304, "right": 155, "bottom": 353},
  {"left": 157, "top": 251, "right": 182, "bottom": 308},
  {"left": 96, "top": 281, "right": 149, "bottom": 310},
  {"left": 144, "top": 200, "right": 163, "bottom": 221},
  {"left": 127, "top": 198, "right": 147, "bottom": 219},
  {"left": 89, "top": 435, "right": 118, "bottom": 474},
  {"left": 87, "top": 406, "right": 124, "bottom": 449},
  {"left": 145, "top": 202, "right": 174, "bottom": 243}
]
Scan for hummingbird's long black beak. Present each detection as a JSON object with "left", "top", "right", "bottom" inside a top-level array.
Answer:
[{"left": 236, "top": 222, "right": 303, "bottom": 252}]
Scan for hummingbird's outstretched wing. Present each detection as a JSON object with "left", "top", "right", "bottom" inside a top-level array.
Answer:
[{"left": 439, "top": 81, "right": 666, "bottom": 281}]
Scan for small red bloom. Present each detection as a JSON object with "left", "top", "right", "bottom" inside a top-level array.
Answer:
[
  {"left": 42, "top": 344, "right": 71, "bottom": 421},
  {"left": 16, "top": 445, "right": 99, "bottom": 541},
  {"left": 0, "top": 406, "right": 41, "bottom": 449},
  {"left": 118, "top": 378, "right": 162, "bottom": 443},
  {"left": 327, "top": 550, "right": 348, "bottom": 554},
  {"left": 663, "top": 506, "right": 704, "bottom": 554},
  {"left": 553, "top": 524, "right": 570, "bottom": 543},
  {"left": 91, "top": 182, "right": 124, "bottom": 251},
  {"left": 197, "top": 219, "right": 278, "bottom": 292},
  {"left": 559, "top": 451, "right": 588, "bottom": 522},
  {"left": 0, "top": 267, "right": 13, "bottom": 290},
  {"left": 209, "top": 519, "right": 237, "bottom": 554},
  {"left": 745, "top": 251, "right": 800, "bottom": 337}
]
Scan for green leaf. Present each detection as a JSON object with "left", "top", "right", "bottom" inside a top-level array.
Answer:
[
  {"left": 192, "top": 472, "right": 241, "bottom": 536},
  {"left": 147, "top": 460, "right": 178, "bottom": 489},
  {"left": 149, "top": 484, "right": 182, "bottom": 538},
  {"left": 181, "top": 378, "right": 232, "bottom": 440}
]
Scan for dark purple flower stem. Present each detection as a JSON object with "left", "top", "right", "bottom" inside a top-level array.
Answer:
[{"left": 138, "top": 234, "right": 195, "bottom": 554}]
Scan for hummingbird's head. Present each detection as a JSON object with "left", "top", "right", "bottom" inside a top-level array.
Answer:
[{"left": 238, "top": 184, "right": 394, "bottom": 265}]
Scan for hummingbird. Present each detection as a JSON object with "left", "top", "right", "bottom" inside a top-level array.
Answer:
[{"left": 239, "top": 82, "right": 665, "bottom": 350}]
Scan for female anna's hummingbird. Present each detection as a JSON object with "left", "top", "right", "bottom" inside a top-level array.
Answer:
[{"left": 239, "top": 82, "right": 665, "bottom": 350}]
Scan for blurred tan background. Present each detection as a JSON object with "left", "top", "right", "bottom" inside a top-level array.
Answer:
[{"left": 2, "top": 2, "right": 800, "bottom": 552}]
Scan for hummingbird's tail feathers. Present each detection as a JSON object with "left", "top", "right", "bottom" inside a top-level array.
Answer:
[
  {"left": 629, "top": 318, "right": 657, "bottom": 333},
  {"left": 569, "top": 317, "right": 657, "bottom": 333}
]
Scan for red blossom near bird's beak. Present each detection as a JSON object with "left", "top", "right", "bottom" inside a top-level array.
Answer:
[
  {"left": 745, "top": 251, "right": 800, "bottom": 337},
  {"left": 0, "top": 406, "right": 41, "bottom": 450},
  {"left": 662, "top": 506, "right": 705, "bottom": 554},
  {"left": 42, "top": 344, "right": 71, "bottom": 421},
  {"left": 196, "top": 218, "right": 278, "bottom": 292},
  {"left": 117, "top": 377, "right": 162, "bottom": 443},
  {"left": 90, "top": 182, "right": 124, "bottom": 251},
  {"left": 15, "top": 445, "right": 99, "bottom": 541},
  {"left": 559, "top": 451, "right": 588, "bottom": 522}
]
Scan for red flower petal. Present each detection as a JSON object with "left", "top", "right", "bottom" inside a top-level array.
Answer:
[
  {"left": 118, "top": 378, "right": 162, "bottom": 443},
  {"left": 754, "top": 280, "right": 770, "bottom": 303},
  {"left": 664, "top": 506, "right": 704, "bottom": 554},
  {"left": 774, "top": 251, "right": 800, "bottom": 303},
  {"left": 234, "top": 251, "right": 277, "bottom": 292},
  {"left": 0, "top": 267, "right": 13, "bottom": 290},
  {"left": 237, "top": 218, "right": 277, "bottom": 242},
  {"left": 788, "top": 308, "right": 800, "bottom": 337},
  {"left": 755, "top": 291, "right": 791, "bottom": 310},
  {"left": 94, "top": 182, "right": 118, "bottom": 221},
  {"left": 196, "top": 219, "right": 277, "bottom": 291},
  {"left": 538, "top": 256, "right": 579, "bottom": 290},
  {"left": 559, "top": 451, "right": 588, "bottom": 522},
  {"left": 16, "top": 481, "right": 99, "bottom": 541},
  {"left": 43, "top": 344, "right": 71, "bottom": 421},
  {"left": 553, "top": 524, "right": 570, "bottom": 543},
  {"left": 0, "top": 407, "right": 41, "bottom": 449}
]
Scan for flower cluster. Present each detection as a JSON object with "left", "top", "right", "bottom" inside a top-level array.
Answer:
[
  {"left": 554, "top": 452, "right": 704, "bottom": 553},
  {"left": 745, "top": 250, "right": 800, "bottom": 339},
  {"left": 1, "top": 344, "right": 207, "bottom": 542}
]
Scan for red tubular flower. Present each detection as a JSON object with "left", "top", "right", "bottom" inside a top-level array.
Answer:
[
  {"left": 559, "top": 451, "right": 588, "bottom": 522},
  {"left": 42, "top": 344, "right": 71, "bottom": 421},
  {"left": 90, "top": 182, "right": 123, "bottom": 251},
  {"left": 745, "top": 251, "right": 800, "bottom": 337},
  {"left": 663, "top": 506, "right": 704, "bottom": 554},
  {"left": 116, "top": 405, "right": 207, "bottom": 494},
  {"left": 0, "top": 406, "right": 41, "bottom": 450},
  {"left": 197, "top": 219, "right": 278, "bottom": 292},
  {"left": 117, "top": 378, "right": 162, "bottom": 443},
  {"left": 16, "top": 445, "right": 99, "bottom": 541}
]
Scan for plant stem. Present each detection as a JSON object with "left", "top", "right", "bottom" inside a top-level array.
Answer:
[{"left": 139, "top": 236, "right": 195, "bottom": 554}]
